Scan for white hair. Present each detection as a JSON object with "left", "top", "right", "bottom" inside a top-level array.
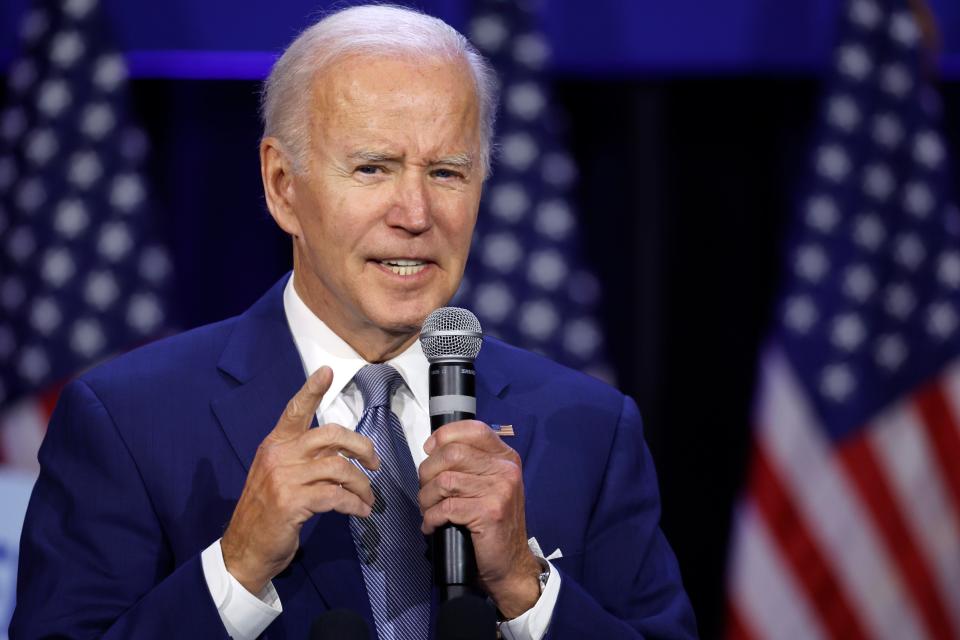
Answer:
[{"left": 261, "top": 4, "right": 499, "bottom": 176}]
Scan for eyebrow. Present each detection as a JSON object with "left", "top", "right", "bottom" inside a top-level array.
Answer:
[
  {"left": 348, "top": 150, "right": 400, "bottom": 163},
  {"left": 347, "top": 150, "right": 474, "bottom": 170},
  {"left": 432, "top": 153, "right": 474, "bottom": 170}
]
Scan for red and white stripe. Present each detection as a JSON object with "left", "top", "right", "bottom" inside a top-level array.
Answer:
[
  {"left": 0, "top": 384, "right": 59, "bottom": 470},
  {"left": 727, "top": 500, "right": 828, "bottom": 640},
  {"left": 727, "top": 347, "right": 960, "bottom": 639},
  {"left": 868, "top": 398, "right": 960, "bottom": 635}
]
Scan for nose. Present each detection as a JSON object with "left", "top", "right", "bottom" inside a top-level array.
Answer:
[{"left": 386, "top": 171, "right": 433, "bottom": 234}]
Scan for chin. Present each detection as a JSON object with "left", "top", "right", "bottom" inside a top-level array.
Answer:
[
  {"left": 361, "top": 274, "right": 458, "bottom": 328},
  {"left": 366, "top": 302, "right": 433, "bottom": 335}
]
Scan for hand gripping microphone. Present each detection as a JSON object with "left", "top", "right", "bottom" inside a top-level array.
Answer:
[{"left": 419, "top": 307, "right": 483, "bottom": 602}]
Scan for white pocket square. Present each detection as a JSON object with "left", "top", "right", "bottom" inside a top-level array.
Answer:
[{"left": 527, "top": 536, "right": 563, "bottom": 560}]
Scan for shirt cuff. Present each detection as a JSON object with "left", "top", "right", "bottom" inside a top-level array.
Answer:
[
  {"left": 201, "top": 538, "right": 283, "bottom": 639},
  {"left": 498, "top": 559, "right": 561, "bottom": 640}
]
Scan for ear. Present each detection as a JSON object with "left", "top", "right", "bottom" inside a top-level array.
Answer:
[{"left": 260, "top": 137, "right": 303, "bottom": 237}]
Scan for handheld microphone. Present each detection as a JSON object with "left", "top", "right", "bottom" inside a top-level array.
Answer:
[
  {"left": 436, "top": 594, "right": 497, "bottom": 640},
  {"left": 309, "top": 609, "right": 371, "bottom": 640},
  {"left": 419, "top": 307, "right": 483, "bottom": 602}
]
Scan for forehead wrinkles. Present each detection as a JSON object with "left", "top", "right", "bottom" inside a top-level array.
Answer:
[{"left": 309, "top": 55, "right": 480, "bottom": 150}]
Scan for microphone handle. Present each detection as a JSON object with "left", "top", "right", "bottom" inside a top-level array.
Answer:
[
  {"left": 309, "top": 609, "right": 371, "bottom": 640},
  {"left": 429, "top": 361, "right": 481, "bottom": 602}
]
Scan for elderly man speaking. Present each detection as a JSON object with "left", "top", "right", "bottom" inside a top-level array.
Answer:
[{"left": 12, "top": 5, "right": 696, "bottom": 639}]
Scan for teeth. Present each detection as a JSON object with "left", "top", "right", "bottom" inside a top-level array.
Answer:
[
  {"left": 383, "top": 259, "right": 423, "bottom": 266},
  {"left": 380, "top": 259, "right": 427, "bottom": 276}
]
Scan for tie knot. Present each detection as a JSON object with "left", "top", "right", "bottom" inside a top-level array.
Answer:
[{"left": 354, "top": 363, "right": 403, "bottom": 409}]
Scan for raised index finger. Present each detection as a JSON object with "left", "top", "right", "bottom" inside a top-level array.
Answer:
[{"left": 273, "top": 366, "right": 333, "bottom": 439}]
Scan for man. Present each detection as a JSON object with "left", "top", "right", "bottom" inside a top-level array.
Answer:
[{"left": 12, "top": 6, "right": 697, "bottom": 639}]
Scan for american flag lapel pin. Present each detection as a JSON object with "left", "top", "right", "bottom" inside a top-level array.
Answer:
[{"left": 490, "top": 424, "right": 515, "bottom": 437}]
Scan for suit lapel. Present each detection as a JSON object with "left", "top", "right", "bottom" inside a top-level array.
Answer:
[
  {"left": 475, "top": 341, "right": 535, "bottom": 464},
  {"left": 476, "top": 341, "right": 551, "bottom": 541},
  {"left": 210, "top": 275, "right": 373, "bottom": 622},
  {"left": 210, "top": 346, "right": 302, "bottom": 473}
]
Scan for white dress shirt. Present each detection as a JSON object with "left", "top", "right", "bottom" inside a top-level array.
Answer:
[{"left": 201, "top": 277, "right": 559, "bottom": 638}]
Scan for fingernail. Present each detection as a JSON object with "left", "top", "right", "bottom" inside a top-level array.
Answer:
[{"left": 424, "top": 436, "right": 435, "bottom": 454}]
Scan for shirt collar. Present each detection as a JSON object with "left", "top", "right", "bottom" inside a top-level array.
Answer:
[{"left": 282, "top": 276, "right": 430, "bottom": 415}]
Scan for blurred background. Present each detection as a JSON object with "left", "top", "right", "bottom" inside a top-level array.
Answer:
[{"left": 1, "top": 0, "right": 959, "bottom": 638}]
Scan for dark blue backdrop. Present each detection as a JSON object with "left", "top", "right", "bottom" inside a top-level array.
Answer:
[{"left": 2, "top": 0, "right": 959, "bottom": 77}]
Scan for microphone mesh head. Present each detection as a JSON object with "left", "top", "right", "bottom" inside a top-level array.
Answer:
[{"left": 420, "top": 307, "right": 483, "bottom": 362}]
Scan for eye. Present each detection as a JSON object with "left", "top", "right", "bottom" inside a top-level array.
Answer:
[
  {"left": 356, "top": 165, "right": 384, "bottom": 175},
  {"left": 432, "top": 168, "right": 464, "bottom": 180}
]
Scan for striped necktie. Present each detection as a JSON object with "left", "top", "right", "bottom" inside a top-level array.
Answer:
[{"left": 349, "top": 363, "right": 431, "bottom": 639}]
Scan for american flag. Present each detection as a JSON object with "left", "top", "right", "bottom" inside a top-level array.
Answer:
[
  {"left": 455, "top": 0, "right": 612, "bottom": 382},
  {"left": 726, "top": 1, "right": 960, "bottom": 638},
  {"left": 0, "top": 0, "right": 172, "bottom": 474},
  {"left": 0, "top": 1, "right": 172, "bottom": 632}
]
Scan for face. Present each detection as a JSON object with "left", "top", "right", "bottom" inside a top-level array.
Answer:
[{"left": 262, "top": 53, "right": 483, "bottom": 357}]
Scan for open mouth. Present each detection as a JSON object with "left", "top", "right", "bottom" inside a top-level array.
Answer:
[{"left": 378, "top": 258, "right": 429, "bottom": 276}]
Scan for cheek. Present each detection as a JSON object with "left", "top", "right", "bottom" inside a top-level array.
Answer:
[
  {"left": 450, "top": 212, "right": 479, "bottom": 255},
  {"left": 302, "top": 190, "right": 360, "bottom": 249},
  {"left": 437, "top": 195, "right": 480, "bottom": 248}
]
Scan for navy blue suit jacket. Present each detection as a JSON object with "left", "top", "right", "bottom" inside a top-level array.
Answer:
[{"left": 12, "top": 276, "right": 697, "bottom": 639}]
